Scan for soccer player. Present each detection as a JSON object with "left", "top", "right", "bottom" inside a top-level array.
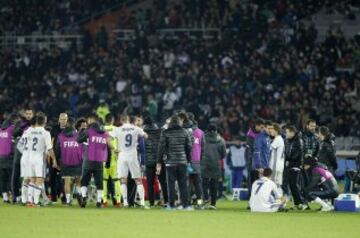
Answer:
[
  {"left": 268, "top": 123, "right": 285, "bottom": 192},
  {"left": 77, "top": 114, "right": 115, "bottom": 208},
  {"left": 19, "top": 112, "right": 57, "bottom": 207},
  {"left": 11, "top": 108, "right": 33, "bottom": 203},
  {"left": 112, "top": 115, "right": 147, "bottom": 208},
  {"left": 102, "top": 113, "right": 121, "bottom": 207},
  {"left": 0, "top": 114, "right": 18, "bottom": 203},
  {"left": 55, "top": 117, "right": 83, "bottom": 206},
  {"left": 249, "top": 168, "right": 287, "bottom": 212},
  {"left": 303, "top": 156, "right": 339, "bottom": 212}
]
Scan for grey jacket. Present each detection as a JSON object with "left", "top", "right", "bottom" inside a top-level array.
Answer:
[{"left": 201, "top": 131, "right": 226, "bottom": 178}]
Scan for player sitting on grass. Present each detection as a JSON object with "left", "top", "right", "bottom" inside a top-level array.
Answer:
[
  {"left": 249, "top": 168, "right": 287, "bottom": 212},
  {"left": 303, "top": 156, "right": 339, "bottom": 212}
]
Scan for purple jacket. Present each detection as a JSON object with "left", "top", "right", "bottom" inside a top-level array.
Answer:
[
  {"left": 0, "top": 125, "right": 15, "bottom": 157},
  {"left": 58, "top": 131, "right": 83, "bottom": 166},
  {"left": 87, "top": 127, "right": 109, "bottom": 162},
  {"left": 191, "top": 128, "right": 204, "bottom": 163}
]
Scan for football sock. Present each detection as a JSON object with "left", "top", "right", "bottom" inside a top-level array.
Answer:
[
  {"left": 121, "top": 184, "right": 128, "bottom": 205},
  {"left": 2, "top": 192, "right": 9, "bottom": 202},
  {"left": 27, "top": 183, "right": 35, "bottom": 204},
  {"left": 21, "top": 183, "right": 28, "bottom": 204},
  {"left": 33, "top": 184, "right": 42, "bottom": 205},
  {"left": 137, "top": 184, "right": 145, "bottom": 206},
  {"left": 115, "top": 180, "right": 121, "bottom": 203},
  {"left": 66, "top": 194, "right": 71, "bottom": 204},
  {"left": 102, "top": 180, "right": 108, "bottom": 202},
  {"left": 97, "top": 190, "right": 102, "bottom": 203}
]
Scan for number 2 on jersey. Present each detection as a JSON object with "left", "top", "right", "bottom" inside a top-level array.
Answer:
[
  {"left": 32, "top": 137, "right": 38, "bottom": 151},
  {"left": 125, "top": 134, "right": 132, "bottom": 147},
  {"left": 255, "top": 182, "right": 264, "bottom": 195}
]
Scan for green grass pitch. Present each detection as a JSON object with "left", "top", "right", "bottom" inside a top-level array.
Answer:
[{"left": 0, "top": 200, "right": 359, "bottom": 238}]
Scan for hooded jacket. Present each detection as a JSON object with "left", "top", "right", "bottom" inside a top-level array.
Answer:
[
  {"left": 318, "top": 134, "right": 337, "bottom": 171},
  {"left": 144, "top": 123, "right": 162, "bottom": 167},
  {"left": 201, "top": 131, "right": 226, "bottom": 178},
  {"left": 157, "top": 121, "right": 192, "bottom": 166}
]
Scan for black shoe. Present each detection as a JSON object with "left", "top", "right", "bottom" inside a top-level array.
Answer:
[
  {"left": 3, "top": 200, "right": 11, "bottom": 204},
  {"left": 80, "top": 196, "right": 87, "bottom": 208},
  {"left": 278, "top": 207, "right": 289, "bottom": 212},
  {"left": 96, "top": 202, "right": 102, "bottom": 208},
  {"left": 112, "top": 197, "right": 117, "bottom": 206},
  {"left": 76, "top": 194, "right": 82, "bottom": 206},
  {"left": 66, "top": 202, "right": 72, "bottom": 207}
]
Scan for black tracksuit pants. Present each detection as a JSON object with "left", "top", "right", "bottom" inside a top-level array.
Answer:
[
  {"left": 202, "top": 178, "right": 218, "bottom": 206},
  {"left": 166, "top": 165, "right": 189, "bottom": 208},
  {"left": 282, "top": 167, "right": 304, "bottom": 205}
]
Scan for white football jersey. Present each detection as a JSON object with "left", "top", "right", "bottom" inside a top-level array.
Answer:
[
  {"left": 111, "top": 123, "right": 145, "bottom": 157},
  {"left": 250, "top": 177, "right": 282, "bottom": 212},
  {"left": 19, "top": 127, "right": 52, "bottom": 160}
]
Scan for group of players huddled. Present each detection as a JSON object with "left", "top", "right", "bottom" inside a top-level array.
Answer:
[
  {"left": 0, "top": 108, "right": 227, "bottom": 210},
  {"left": 0, "top": 108, "right": 340, "bottom": 212}
]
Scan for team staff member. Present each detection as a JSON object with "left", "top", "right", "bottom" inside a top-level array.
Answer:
[
  {"left": 50, "top": 113, "right": 68, "bottom": 203},
  {"left": 55, "top": 117, "right": 83, "bottom": 206},
  {"left": 283, "top": 125, "right": 306, "bottom": 210},
  {"left": 202, "top": 124, "right": 226, "bottom": 209},
  {"left": 157, "top": 115, "right": 193, "bottom": 210},
  {"left": 0, "top": 114, "right": 17, "bottom": 203},
  {"left": 318, "top": 126, "right": 337, "bottom": 173},
  {"left": 77, "top": 114, "right": 116, "bottom": 208},
  {"left": 303, "top": 156, "right": 339, "bottom": 212},
  {"left": 143, "top": 117, "right": 167, "bottom": 207},
  {"left": 11, "top": 109, "right": 33, "bottom": 203}
]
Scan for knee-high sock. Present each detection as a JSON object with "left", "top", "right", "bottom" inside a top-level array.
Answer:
[
  {"left": 27, "top": 183, "right": 35, "bottom": 204},
  {"left": 21, "top": 183, "right": 28, "bottom": 204},
  {"left": 97, "top": 190, "right": 102, "bottom": 203},
  {"left": 137, "top": 184, "right": 145, "bottom": 206},
  {"left": 114, "top": 180, "right": 121, "bottom": 203},
  {"left": 102, "top": 179, "right": 108, "bottom": 202},
  {"left": 33, "top": 184, "right": 43, "bottom": 205},
  {"left": 120, "top": 184, "right": 128, "bottom": 205}
]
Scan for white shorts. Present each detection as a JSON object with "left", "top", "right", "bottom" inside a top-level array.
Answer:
[
  {"left": 20, "top": 156, "right": 29, "bottom": 178},
  {"left": 118, "top": 157, "right": 141, "bottom": 179},
  {"left": 28, "top": 157, "right": 46, "bottom": 178}
]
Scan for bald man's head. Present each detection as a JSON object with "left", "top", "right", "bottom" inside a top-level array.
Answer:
[{"left": 59, "top": 113, "right": 68, "bottom": 128}]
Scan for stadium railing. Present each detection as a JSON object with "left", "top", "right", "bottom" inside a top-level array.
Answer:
[
  {"left": 113, "top": 28, "right": 222, "bottom": 41},
  {"left": 0, "top": 34, "right": 82, "bottom": 49}
]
